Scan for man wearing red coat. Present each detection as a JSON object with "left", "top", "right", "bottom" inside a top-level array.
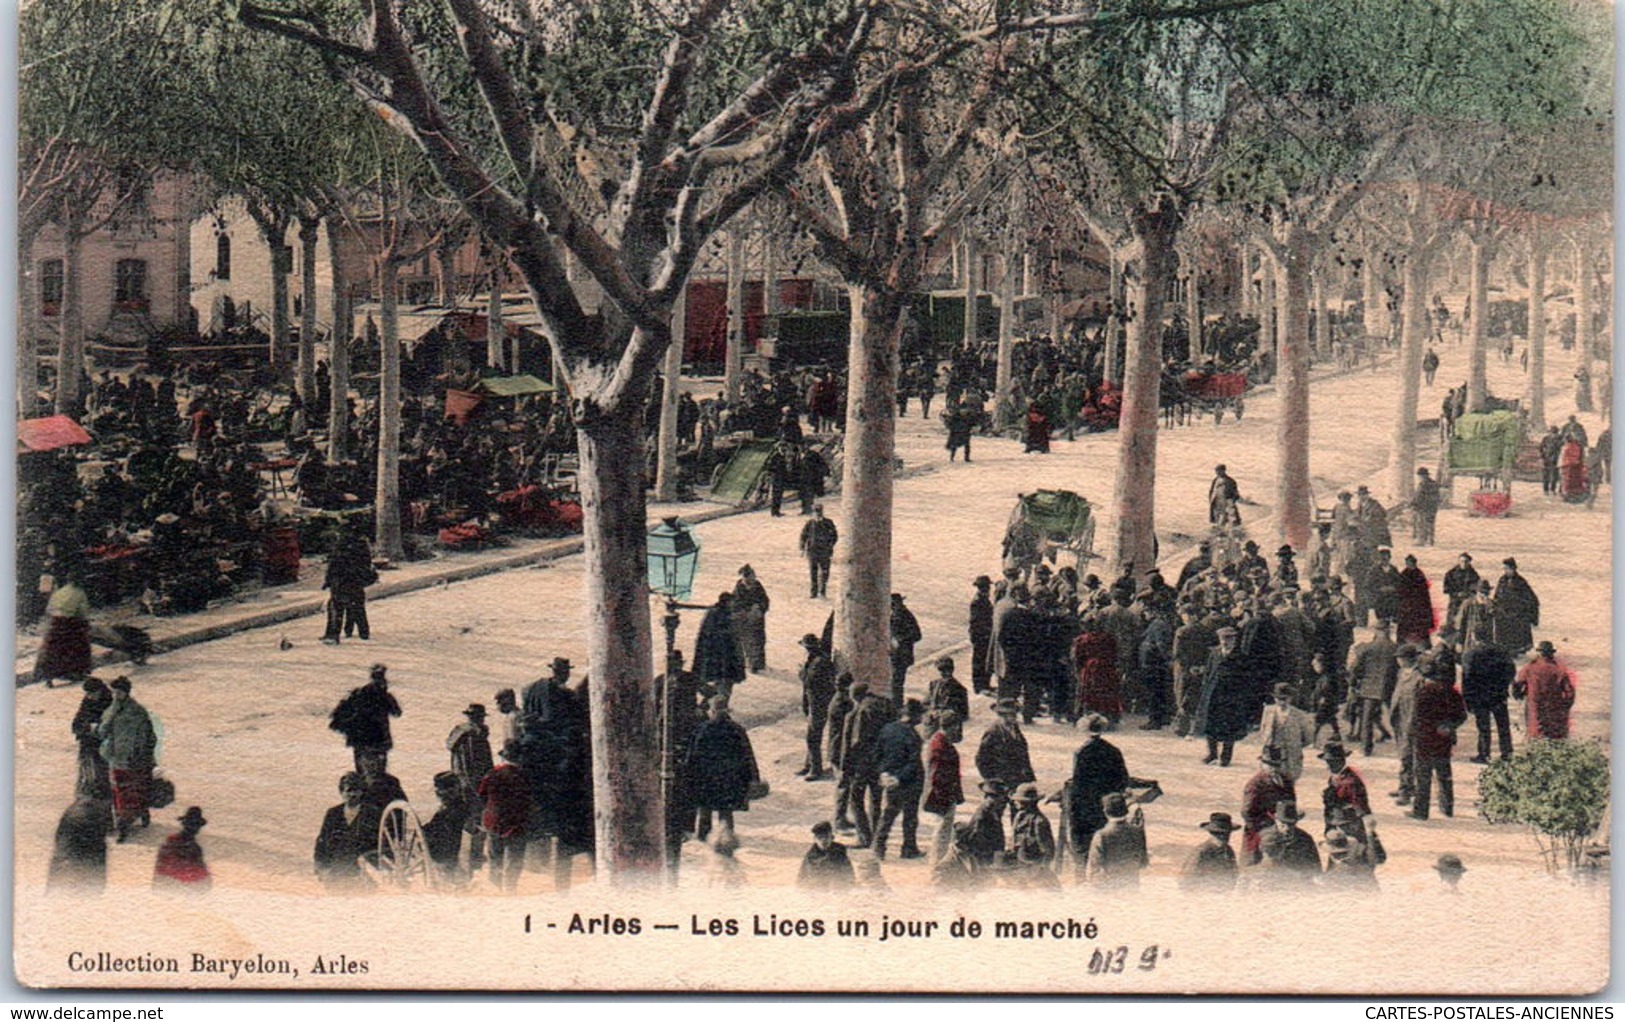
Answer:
[
  {"left": 1071, "top": 622, "right": 1123, "bottom": 722},
  {"left": 922, "top": 711, "right": 965, "bottom": 864},
  {"left": 1514, "top": 641, "right": 1576, "bottom": 740},
  {"left": 1240, "top": 746, "right": 1296, "bottom": 865},
  {"left": 1395, "top": 555, "right": 1436, "bottom": 646},
  {"left": 478, "top": 743, "right": 533, "bottom": 892},
  {"left": 1409, "top": 661, "right": 1468, "bottom": 820}
]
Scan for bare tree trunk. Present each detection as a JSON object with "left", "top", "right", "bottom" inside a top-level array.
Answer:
[
  {"left": 1527, "top": 224, "right": 1548, "bottom": 431},
  {"left": 761, "top": 219, "right": 779, "bottom": 324},
  {"left": 834, "top": 284, "right": 902, "bottom": 692},
  {"left": 55, "top": 215, "right": 86, "bottom": 417},
  {"left": 297, "top": 215, "right": 321, "bottom": 406},
  {"left": 1263, "top": 254, "right": 1280, "bottom": 369},
  {"left": 1574, "top": 239, "right": 1594, "bottom": 412},
  {"left": 1104, "top": 249, "right": 1123, "bottom": 384},
  {"left": 655, "top": 290, "right": 687, "bottom": 502},
  {"left": 962, "top": 235, "right": 979, "bottom": 350},
  {"left": 1184, "top": 249, "right": 1201, "bottom": 362},
  {"left": 724, "top": 228, "right": 745, "bottom": 403},
  {"left": 1466, "top": 236, "right": 1491, "bottom": 412},
  {"left": 1389, "top": 252, "right": 1431, "bottom": 500},
  {"left": 18, "top": 235, "right": 38, "bottom": 417},
  {"left": 1311, "top": 264, "right": 1330, "bottom": 362},
  {"left": 1276, "top": 230, "right": 1314, "bottom": 550},
  {"left": 1111, "top": 213, "right": 1178, "bottom": 576},
  {"left": 437, "top": 238, "right": 458, "bottom": 308},
  {"left": 375, "top": 259, "right": 404, "bottom": 563},
  {"left": 486, "top": 267, "right": 505, "bottom": 370},
  {"left": 269, "top": 227, "right": 291, "bottom": 372},
  {"left": 1362, "top": 243, "right": 1386, "bottom": 341},
  {"left": 1238, "top": 246, "right": 1254, "bottom": 319},
  {"left": 327, "top": 228, "right": 351, "bottom": 464},
  {"left": 576, "top": 397, "right": 664, "bottom": 879},
  {"left": 995, "top": 228, "right": 1016, "bottom": 426}
]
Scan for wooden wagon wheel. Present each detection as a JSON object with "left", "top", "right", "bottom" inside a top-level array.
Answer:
[{"left": 374, "top": 799, "right": 438, "bottom": 891}]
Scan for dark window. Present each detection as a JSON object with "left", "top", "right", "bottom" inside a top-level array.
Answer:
[
  {"left": 40, "top": 259, "right": 63, "bottom": 314},
  {"left": 114, "top": 258, "right": 148, "bottom": 310},
  {"left": 215, "top": 233, "right": 231, "bottom": 280}
]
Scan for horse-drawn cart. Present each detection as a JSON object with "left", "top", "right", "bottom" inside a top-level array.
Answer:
[
  {"left": 1003, "top": 490, "right": 1096, "bottom": 576},
  {"left": 1181, "top": 370, "right": 1248, "bottom": 425},
  {"left": 1445, "top": 410, "right": 1523, "bottom": 515}
]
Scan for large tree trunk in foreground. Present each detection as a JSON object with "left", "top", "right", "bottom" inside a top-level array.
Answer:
[
  {"left": 655, "top": 291, "right": 687, "bottom": 502},
  {"left": 1526, "top": 225, "right": 1548, "bottom": 432},
  {"left": 1275, "top": 229, "right": 1314, "bottom": 550},
  {"left": 55, "top": 215, "right": 86, "bottom": 417},
  {"left": 1466, "top": 236, "right": 1491, "bottom": 412},
  {"left": 1311, "top": 264, "right": 1329, "bottom": 362},
  {"left": 327, "top": 228, "right": 351, "bottom": 464},
  {"left": 1111, "top": 209, "right": 1179, "bottom": 577},
  {"left": 374, "top": 260, "right": 404, "bottom": 563},
  {"left": 835, "top": 284, "right": 904, "bottom": 692},
  {"left": 1388, "top": 252, "right": 1431, "bottom": 501},
  {"left": 297, "top": 215, "right": 321, "bottom": 407},
  {"left": 576, "top": 382, "right": 664, "bottom": 879}
]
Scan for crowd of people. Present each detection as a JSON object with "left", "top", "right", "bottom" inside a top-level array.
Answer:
[{"left": 777, "top": 464, "right": 1575, "bottom": 892}]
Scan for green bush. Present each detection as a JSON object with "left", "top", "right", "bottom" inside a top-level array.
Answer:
[{"left": 1479, "top": 738, "right": 1610, "bottom": 873}]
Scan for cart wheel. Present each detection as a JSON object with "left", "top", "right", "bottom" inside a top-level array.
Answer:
[{"left": 375, "top": 800, "right": 437, "bottom": 891}]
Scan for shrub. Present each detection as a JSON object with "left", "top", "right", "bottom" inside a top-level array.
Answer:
[{"left": 1478, "top": 738, "right": 1610, "bottom": 874}]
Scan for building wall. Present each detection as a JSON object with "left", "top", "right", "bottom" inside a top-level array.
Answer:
[
  {"left": 28, "top": 173, "right": 194, "bottom": 350},
  {"left": 189, "top": 196, "right": 335, "bottom": 337}
]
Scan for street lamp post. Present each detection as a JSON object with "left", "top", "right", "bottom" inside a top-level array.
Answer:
[{"left": 646, "top": 516, "right": 700, "bottom": 881}]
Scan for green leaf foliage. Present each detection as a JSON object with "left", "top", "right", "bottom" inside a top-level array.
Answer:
[{"left": 1479, "top": 738, "right": 1610, "bottom": 844}]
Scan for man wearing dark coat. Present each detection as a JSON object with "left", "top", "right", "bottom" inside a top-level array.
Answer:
[
  {"left": 1441, "top": 553, "right": 1481, "bottom": 633},
  {"left": 797, "top": 821, "right": 855, "bottom": 890},
  {"left": 314, "top": 772, "right": 382, "bottom": 889},
  {"left": 838, "top": 683, "right": 894, "bottom": 848},
  {"left": 684, "top": 697, "right": 761, "bottom": 846},
  {"left": 975, "top": 700, "right": 1036, "bottom": 803},
  {"left": 1177, "top": 541, "right": 1213, "bottom": 591},
  {"left": 799, "top": 505, "right": 838, "bottom": 599},
  {"left": 964, "top": 780, "right": 1009, "bottom": 866},
  {"left": 1395, "top": 554, "right": 1435, "bottom": 647},
  {"left": 320, "top": 525, "right": 377, "bottom": 643},
  {"left": 1237, "top": 601, "right": 1283, "bottom": 727},
  {"left": 968, "top": 576, "right": 995, "bottom": 694},
  {"left": 48, "top": 796, "right": 113, "bottom": 891},
  {"left": 1461, "top": 641, "right": 1515, "bottom": 762},
  {"left": 826, "top": 673, "right": 858, "bottom": 830},
  {"left": 1491, "top": 558, "right": 1540, "bottom": 655},
  {"left": 1258, "top": 801, "right": 1320, "bottom": 882},
  {"left": 873, "top": 699, "right": 927, "bottom": 860},
  {"left": 889, "top": 593, "right": 923, "bottom": 709},
  {"left": 692, "top": 593, "right": 746, "bottom": 701},
  {"left": 926, "top": 656, "right": 971, "bottom": 726},
  {"left": 1412, "top": 468, "right": 1441, "bottom": 545},
  {"left": 71, "top": 678, "right": 113, "bottom": 802},
  {"left": 1196, "top": 627, "right": 1251, "bottom": 766},
  {"left": 1179, "top": 812, "right": 1240, "bottom": 892},
  {"left": 731, "top": 566, "right": 771, "bottom": 673},
  {"left": 1365, "top": 548, "right": 1403, "bottom": 626},
  {"left": 1208, "top": 465, "right": 1240, "bottom": 524},
  {"left": 1318, "top": 741, "right": 1371, "bottom": 830},
  {"left": 1068, "top": 714, "right": 1130, "bottom": 866},
  {"left": 796, "top": 635, "right": 836, "bottom": 779},
  {"left": 329, "top": 664, "right": 402, "bottom": 769}
]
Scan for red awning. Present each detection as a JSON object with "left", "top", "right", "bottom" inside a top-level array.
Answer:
[{"left": 17, "top": 415, "right": 91, "bottom": 453}]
